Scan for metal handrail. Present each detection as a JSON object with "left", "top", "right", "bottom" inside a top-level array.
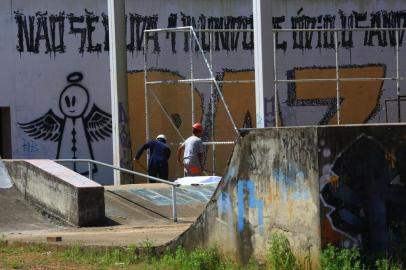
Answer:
[{"left": 54, "top": 158, "right": 179, "bottom": 222}]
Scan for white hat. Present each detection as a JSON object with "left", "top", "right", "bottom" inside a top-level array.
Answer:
[{"left": 156, "top": 134, "right": 167, "bottom": 141}]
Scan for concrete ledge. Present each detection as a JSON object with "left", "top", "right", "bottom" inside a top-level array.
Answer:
[{"left": 4, "top": 159, "right": 105, "bottom": 226}]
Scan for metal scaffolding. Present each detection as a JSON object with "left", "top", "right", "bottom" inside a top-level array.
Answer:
[
  {"left": 272, "top": 27, "right": 406, "bottom": 126},
  {"left": 143, "top": 26, "right": 254, "bottom": 174}
]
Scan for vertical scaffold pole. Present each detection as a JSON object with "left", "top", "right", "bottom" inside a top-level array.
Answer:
[
  {"left": 190, "top": 28, "right": 195, "bottom": 125},
  {"left": 334, "top": 30, "right": 341, "bottom": 125},
  {"left": 272, "top": 31, "right": 279, "bottom": 127},
  {"left": 396, "top": 29, "right": 401, "bottom": 122},
  {"left": 209, "top": 31, "right": 215, "bottom": 175},
  {"left": 143, "top": 31, "right": 150, "bottom": 182}
]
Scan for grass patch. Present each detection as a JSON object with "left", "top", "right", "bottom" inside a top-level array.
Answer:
[{"left": 0, "top": 237, "right": 405, "bottom": 270}]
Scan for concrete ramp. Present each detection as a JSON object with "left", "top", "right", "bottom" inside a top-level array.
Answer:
[
  {"left": 168, "top": 124, "right": 406, "bottom": 265},
  {"left": 1, "top": 161, "right": 215, "bottom": 247},
  {"left": 0, "top": 160, "right": 12, "bottom": 189}
]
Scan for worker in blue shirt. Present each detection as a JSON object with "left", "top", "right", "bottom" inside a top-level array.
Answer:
[{"left": 134, "top": 134, "right": 171, "bottom": 183}]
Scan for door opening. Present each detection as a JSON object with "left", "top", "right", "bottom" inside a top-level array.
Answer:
[{"left": 0, "top": 107, "right": 12, "bottom": 158}]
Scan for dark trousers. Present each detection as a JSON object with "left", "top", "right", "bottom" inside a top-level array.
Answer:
[{"left": 148, "top": 161, "right": 168, "bottom": 183}]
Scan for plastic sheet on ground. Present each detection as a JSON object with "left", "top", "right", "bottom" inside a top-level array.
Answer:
[{"left": 174, "top": 175, "right": 221, "bottom": 186}]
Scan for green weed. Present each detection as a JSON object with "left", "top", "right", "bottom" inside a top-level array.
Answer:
[
  {"left": 319, "top": 244, "right": 363, "bottom": 270},
  {"left": 267, "top": 233, "right": 301, "bottom": 270}
]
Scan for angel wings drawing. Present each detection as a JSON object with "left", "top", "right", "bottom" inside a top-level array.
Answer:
[{"left": 18, "top": 72, "right": 112, "bottom": 174}]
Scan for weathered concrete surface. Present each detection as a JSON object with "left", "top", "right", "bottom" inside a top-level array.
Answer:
[
  {"left": 4, "top": 160, "right": 105, "bottom": 226},
  {"left": 1, "top": 181, "right": 213, "bottom": 248},
  {"left": 0, "top": 186, "right": 61, "bottom": 232},
  {"left": 167, "top": 124, "right": 406, "bottom": 266}
]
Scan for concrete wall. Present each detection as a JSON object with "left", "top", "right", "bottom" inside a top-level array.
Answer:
[
  {"left": 4, "top": 159, "right": 105, "bottom": 226},
  {"left": 263, "top": 0, "right": 406, "bottom": 127},
  {"left": 169, "top": 124, "right": 406, "bottom": 266},
  {"left": 170, "top": 127, "right": 321, "bottom": 265}
]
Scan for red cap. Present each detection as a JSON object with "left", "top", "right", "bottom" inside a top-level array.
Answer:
[{"left": 192, "top": 122, "right": 203, "bottom": 131}]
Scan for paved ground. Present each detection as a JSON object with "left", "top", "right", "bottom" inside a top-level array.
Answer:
[{"left": 1, "top": 183, "right": 217, "bottom": 247}]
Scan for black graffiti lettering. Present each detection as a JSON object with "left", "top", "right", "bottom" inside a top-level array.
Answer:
[
  {"left": 291, "top": 14, "right": 317, "bottom": 50},
  {"left": 101, "top": 13, "right": 109, "bottom": 51},
  {"left": 208, "top": 17, "right": 231, "bottom": 51},
  {"left": 49, "top": 13, "right": 66, "bottom": 54},
  {"left": 85, "top": 10, "right": 101, "bottom": 53},
  {"left": 322, "top": 15, "right": 335, "bottom": 49},
  {"left": 273, "top": 16, "right": 287, "bottom": 51},
  {"left": 180, "top": 13, "right": 192, "bottom": 52},
  {"left": 382, "top": 11, "right": 406, "bottom": 47},
  {"left": 242, "top": 15, "right": 254, "bottom": 50},
  {"left": 198, "top": 14, "right": 210, "bottom": 52},
  {"left": 15, "top": 11, "right": 255, "bottom": 55},
  {"left": 67, "top": 14, "right": 86, "bottom": 54},
  {"left": 181, "top": 13, "right": 212, "bottom": 52},
  {"left": 338, "top": 10, "right": 353, "bottom": 49},
  {"left": 127, "top": 13, "right": 159, "bottom": 53},
  {"left": 126, "top": 14, "right": 136, "bottom": 52},
  {"left": 166, "top": 13, "right": 177, "bottom": 53},
  {"left": 144, "top": 15, "right": 160, "bottom": 53},
  {"left": 352, "top": 11, "right": 369, "bottom": 45},
  {"left": 227, "top": 16, "right": 241, "bottom": 51},
  {"left": 15, "top": 11, "right": 36, "bottom": 53},
  {"left": 35, "top": 12, "right": 52, "bottom": 54},
  {"left": 366, "top": 11, "right": 386, "bottom": 47}
]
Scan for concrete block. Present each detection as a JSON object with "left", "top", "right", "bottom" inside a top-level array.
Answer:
[{"left": 4, "top": 159, "right": 105, "bottom": 226}]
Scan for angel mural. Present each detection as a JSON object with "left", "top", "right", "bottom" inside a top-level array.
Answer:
[{"left": 19, "top": 72, "right": 112, "bottom": 174}]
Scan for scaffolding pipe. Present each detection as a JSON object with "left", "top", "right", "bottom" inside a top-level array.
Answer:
[
  {"left": 209, "top": 31, "right": 216, "bottom": 175},
  {"left": 190, "top": 27, "right": 239, "bottom": 135},
  {"left": 144, "top": 27, "right": 253, "bottom": 33},
  {"left": 190, "top": 28, "right": 195, "bottom": 125},
  {"left": 275, "top": 77, "right": 406, "bottom": 83},
  {"left": 334, "top": 31, "right": 340, "bottom": 125},
  {"left": 143, "top": 32, "right": 150, "bottom": 178},
  {"left": 273, "top": 27, "right": 406, "bottom": 32},
  {"left": 149, "top": 88, "right": 185, "bottom": 141},
  {"left": 272, "top": 31, "right": 279, "bottom": 127},
  {"left": 396, "top": 30, "right": 401, "bottom": 122},
  {"left": 146, "top": 79, "right": 255, "bottom": 85}
]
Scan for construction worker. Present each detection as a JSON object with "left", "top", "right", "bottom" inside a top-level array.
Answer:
[
  {"left": 177, "top": 122, "right": 204, "bottom": 176},
  {"left": 134, "top": 134, "right": 171, "bottom": 183}
]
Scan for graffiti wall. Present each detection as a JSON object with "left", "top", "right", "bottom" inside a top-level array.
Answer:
[
  {"left": 267, "top": 0, "right": 406, "bottom": 126},
  {"left": 2, "top": 0, "right": 254, "bottom": 183},
  {"left": 319, "top": 126, "right": 406, "bottom": 252}
]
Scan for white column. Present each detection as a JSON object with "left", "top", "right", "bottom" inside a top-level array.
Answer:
[
  {"left": 108, "top": 0, "right": 131, "bottom": 185},
  {"left": 253, "top": 0, "right": 274, "bottom": 127}
]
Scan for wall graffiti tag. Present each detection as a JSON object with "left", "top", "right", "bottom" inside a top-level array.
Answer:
[
  {"left": 237, "top": 179, "right": 264, "bottom": 234},
  {"left": 286, "top": 64, "right": 385, "bottom": 125},
  {"left": 14, "top": 11, "right": 254, "bottom": 56},
  {"left": 321, "top": 135, "right": 406, "bottom": 252},
  {"left": 18, "top": 72, "right": 112, "bottom": 174}
]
